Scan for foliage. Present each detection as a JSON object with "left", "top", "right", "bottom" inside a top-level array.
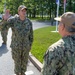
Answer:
[
  {"left": 0, "top": 0, "right": 75, "bottom": 18},
  {"left": 31, "top": 26, "right": 61, "bottom": 63},
  {"left": 6, "top": 0, "right": 24, "bottom": 15}
]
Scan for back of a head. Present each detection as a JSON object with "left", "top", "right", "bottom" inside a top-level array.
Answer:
[
  {"left": 61, "top": 12, "right": 75, "bottom": 32},
  {"left": 55, "top": 12, "right": 75, "bottom": 33}
]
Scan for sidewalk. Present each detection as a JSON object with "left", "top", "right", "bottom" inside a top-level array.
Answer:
[
  {"left": 0, "top": 28, "right": 41, "bottom": 75},
  {"left": 29, "top": 52, "right": 43, "bottom": 72}
]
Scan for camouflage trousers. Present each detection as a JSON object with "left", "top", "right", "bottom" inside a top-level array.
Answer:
[
  {"left": 11, "top": 47, "right": 29, "bottom": 75},
  {"left": 1, "top": 29, "right": 8, "bottom": 44}
]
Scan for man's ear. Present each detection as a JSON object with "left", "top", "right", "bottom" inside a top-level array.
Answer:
[
  {"left": 18, "top": 10, "right": 19, "bottom": 15},
  {"left": 61, "top": 23, "right": 65, "bottom": 30}
]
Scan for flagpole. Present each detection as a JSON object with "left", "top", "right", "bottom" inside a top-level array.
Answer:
[
  {"left": 56, "top": 1, "right": 59, "bottom": 32},
  {"left": 64, "top": 0, "right": 66, "bottom": 13},
  {"left": 64, "top": 4, "right": 66, "bottom": 13},
  {"left": 51, "top": 0, "right": 59, "bottom": 32}
]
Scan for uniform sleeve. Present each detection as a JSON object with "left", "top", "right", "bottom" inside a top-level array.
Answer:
[
  {"left": 7, "top": 17, "right": 14, "bottom": 27},
  {"left": 29, "top": 21, "right": 33, "bottom": 47},
  {"left": 41, "top": 47, "right": 60, "bottom": 75},
  {"left": 0, "top": 20, "right": 8, "bottom": 30},
  {"left": 0, "top": 17, "right": 15, "bottom": 30},
  {"left": 0, "top": 14, "right": 5, "bottom": 30}
]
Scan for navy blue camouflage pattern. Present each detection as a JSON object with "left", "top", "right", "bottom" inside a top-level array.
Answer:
[{"left": 41, "top": 35, "right": 75, "bottom": 75}]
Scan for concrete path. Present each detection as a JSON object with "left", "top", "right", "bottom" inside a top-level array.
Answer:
[
  {"left": 0, "top": 21, "right": 50, "bottom": 75},
  {"left": 32, "top": 20, "right": 51, "bottom": 30}
]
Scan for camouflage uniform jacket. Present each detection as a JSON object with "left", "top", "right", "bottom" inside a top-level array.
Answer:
[
  {"left": 0, "top": 20, "right": 8, "bottom": 30},
  {"left": 0, "top": 16, "right": 33, "bottom": 50},
  {"left": 42, "top": 35, "right": 75, "bottom": 75},
  {"left": 0, "top": 14, "right": 11, "bottom": 30}
]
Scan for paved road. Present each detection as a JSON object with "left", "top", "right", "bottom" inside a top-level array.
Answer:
[
  {"left": 32, "top": 20, "right": 51, "bottom": 30},
  {"left": 0, "top": 21, "right": 50, "bottom": 75}
]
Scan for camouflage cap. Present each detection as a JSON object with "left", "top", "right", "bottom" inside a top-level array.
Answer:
[
  {"left": 18, "top": 5, "right": 27, "bottom": 11},
  {"left": 54, "top": 12, "right": 75, "bottom": 28}
]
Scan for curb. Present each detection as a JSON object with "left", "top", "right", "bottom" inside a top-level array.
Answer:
[{"left": 29, "top": 52, "right": 43, "bottom": 72}]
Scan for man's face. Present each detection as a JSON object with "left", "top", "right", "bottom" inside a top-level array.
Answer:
[
  {"left": 58, "top": 19, "right": 65, "bottom": 36},
  {"left": 18, "top": 8, "right": 26, "bottom": 17}
]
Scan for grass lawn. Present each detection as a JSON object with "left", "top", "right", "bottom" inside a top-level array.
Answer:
[
  {"left": 30, "top": 17, "right": 50, "bottom": 21},
  {"left": 31, "top": 26, "right": 61, "bottom": 63}
]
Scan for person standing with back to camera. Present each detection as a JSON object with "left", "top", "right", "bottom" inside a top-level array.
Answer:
[
  {"left": 0, "top": 5, "right": 33, "bottom": 75},
  {"left": 41, "top": 12, "right": 75, "bottom": 75},
  {"left": 1, "top": 9, "right": 11, "bottom": 45}
]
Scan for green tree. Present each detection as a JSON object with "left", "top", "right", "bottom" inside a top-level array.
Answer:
[{"left": 6, "top": 0, "right": 24, "bottom": 15}]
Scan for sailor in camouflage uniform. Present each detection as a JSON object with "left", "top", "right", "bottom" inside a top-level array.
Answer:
[
  {"left": 1, "top": 5, "right": 33, "bottom": 75},
  {"left": 1, "top": 9, "right": 11, "bottom": 45},
  {"left": 41, "top": 12, "right": 75, "bottom": 75}
]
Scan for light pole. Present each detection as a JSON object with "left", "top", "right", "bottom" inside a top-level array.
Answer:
[{"left": 4, "top": 0, "right": 6, "bottom": 13}]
